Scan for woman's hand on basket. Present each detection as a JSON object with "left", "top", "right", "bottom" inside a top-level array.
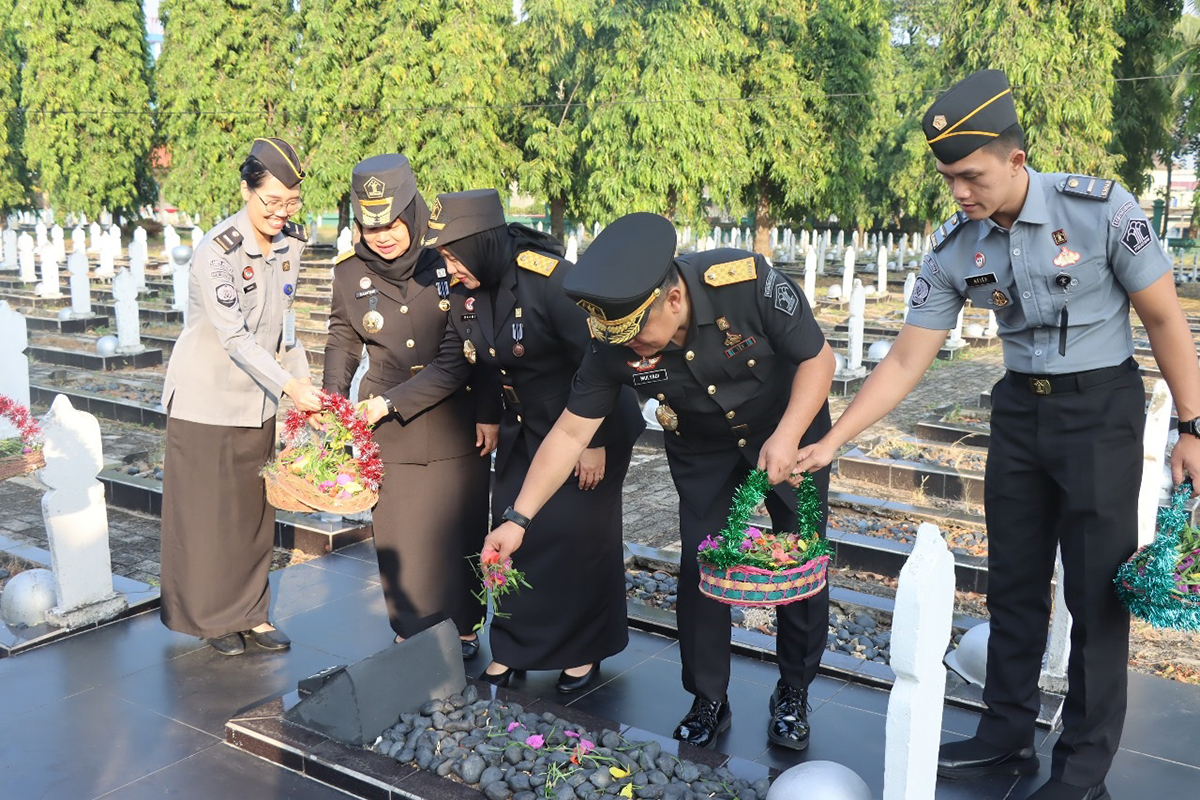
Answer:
[
  {"left": 484, "top": 520, "right": 525, "bottom": 562},
  {"left": 284, "top": 379, "right": 323, "bottom": 412},
  {"left": 1172, "top": 434, "right": 1200, "bottom": 486},
  {"left": 794, "top": 439, "right": 837, "bottom": 481},
  {"left": 355, "top": 396, "right": 390, "bottom": 425},
  {"left": 476, "top": 423, "right": 499, "bottom": 456},
  {"left": 575, "top": 447, "right": 605, "bottom": 490}
]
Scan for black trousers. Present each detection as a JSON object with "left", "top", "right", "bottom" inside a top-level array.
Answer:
[
  {"left": 675, "top": 452, "right": 831, "bottom": 703},
  {"left": 978, "top": 367, "right": 1144, "bottom": 788}
]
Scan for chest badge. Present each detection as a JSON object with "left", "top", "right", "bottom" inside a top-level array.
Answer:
[
  {"left": 655, "top": 401, "right": 679, "bottom": 432},
  {"left": 362, "top": 310, "right": 384, "bottom": 333},
  {"left": 627, "top": 355, "right": 663, "bottom": 372},
  {"left": 974, "top": 252, "right": 985, "bottom": 269},
  {"left": 1052, "top": 229, "right": 1068, "bottom": 246},
  {"left": 992, "top": 289, "right": 1010, "bottom": 308},
  {"left": 438, "top": 299, "right": 451, "bottom": 312},
  {"left": 463, "top": 339, "right": 477, "bottom": 365},
  {"left": 282, "top": 260, "right": 291, "bottom": 272},
  {"left": 465, "top": 296, "right": 476, "bottom": 312},
  {"left": 1052, "top": 247, "right": 1081, "bottom": 268},
  {"left": 242, "top": 266, "right": 254, "bottom": 281},
  {"left": 359, "top": 276, "right": 372, "bottom": 290},
  {"left": 715, "top": 316, "right": 731, "bottom": 331}
]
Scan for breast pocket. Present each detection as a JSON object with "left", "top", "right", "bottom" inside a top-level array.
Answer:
[
  {"left": 966, "top": 284, "right": 1016, "bottom": 312},
  {"left": 1042, "top": 255, "right": 1110, "bottom": 326},
  {"left": 720, "top": 336, "right": 774, "bottom": 381}
]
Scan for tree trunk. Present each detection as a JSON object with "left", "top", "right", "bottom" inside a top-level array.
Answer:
[
  {"left": 550, "top": 194, "right": 566, "bottom": 242},
  {"left": 337, "top": 192, "right": 350, "bottom": 234},
  {"left": 753, "top": 175, "right": 773, "bottom": 256}
]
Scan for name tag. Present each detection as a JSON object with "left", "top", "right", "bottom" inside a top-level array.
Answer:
[
  {"left": 354, "top": 288, "right": 378, "bottom": 299},
  {"left": 965, "top": 272, "right": 997, "bottom": 288},
  {"left": 725, "top": 336, "right": 757, "bottom": 358},
  {"left": 632, "top": 369, "right": 668, "bottom": 385},
  {"left": 462, "top": 313, "right": 477, "bottom": 321},
  {"left": 283, "top": 308, "right": 296, "bottom": 347},
  {"left": 243, "top": 282, "right": 258, "bottom": 294}
]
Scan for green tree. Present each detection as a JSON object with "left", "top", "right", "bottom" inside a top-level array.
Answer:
[
  {"left": 1110, "top": 0, "right": 1184, "bottom": 195},
  {"left": 515, "top": 0, "right": 602, "bottom": 240},
  {"left": 580, "top": 0, "right": 750, "bottom": 226},
  {"left": 937, "top": 0, "right": 1124, "bottom": 175},
  {"left": 365, "top": 0, "right": 523, "bottom": 198},
  {"left": 156, "top": 0, "right": 298, "bottom": 224},
  {"left": 17, "top": 0, "right": 154, "bottom": 218},
  {"left": 0, "top": 0, "right": 26, "bottom": 212},
  {"left": 289, "top": 0, "right": 392, "bottom": 230}
]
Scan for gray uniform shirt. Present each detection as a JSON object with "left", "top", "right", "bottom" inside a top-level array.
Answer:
[
  {"left": 162, "top": 208, "right": 309, "bottom": 426},
  {"left": 906, "top": 167, "right": 1170, "bottom": 374}
]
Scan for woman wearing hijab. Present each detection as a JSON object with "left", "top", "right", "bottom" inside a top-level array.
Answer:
[
  {"left": 322, "top": 155, "right": 498, "bottom": 656},
  {"left": 396, "top": 188, "right": 643, "bottom": 693},
  {"left": 160, "top": 137, "right": 321, "bottom": 656}
]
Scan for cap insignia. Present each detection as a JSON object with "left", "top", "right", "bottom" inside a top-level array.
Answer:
[
  {"left": 364, "top": 176, "right": 385, "bottom": 199},
  {"left": 932, "top": 114, "right": 947, "bottom": 131}
]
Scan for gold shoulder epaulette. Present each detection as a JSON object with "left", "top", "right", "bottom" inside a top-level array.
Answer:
[
  {"left": 703, "top": 257, "right": 756, "bottom": 287},
  {"left": 517, "top": 250, "right": 558, "bottom": 276},
  {"left": 334, "top": 250, "right": 355, "bottom": 265},
  {"left": 1058, "top": 175, "right": 1114, "bottom": 202},
  {"left": 931, "top": 211, "right": 968, "bottom": 252}
]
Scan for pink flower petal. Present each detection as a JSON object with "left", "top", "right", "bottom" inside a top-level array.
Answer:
[
  {"left": 579, "top": 739, "right": 595, "bottom": 754},
  {"left": 525, "top": 734, "right": 544, "bottom": 749},
  {"left": 564, "top": 730, "right": 579, "bottom": 739},
  {"left": 507, "top": 721, "right": 522, "bottom": 733}
]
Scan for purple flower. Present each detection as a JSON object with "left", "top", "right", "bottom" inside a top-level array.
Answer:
[
  {"left": 564, "top": 730, "right": 579, "bottom": 739},
  {"left": 745, "top": 526, "right": 763, "bottom": 538},
  {"left": 319, "top": 480, "right": 335, "bottom": 490},
  {"left": 579, "top": 739, "right": 595, "bottom": 754},
  {"left": 507, "top": 721, "right": 522, "bottom": 733},
  {"left": 525, "top": 734, "right": 544, "bottom": 749},
  {"left": 740, "top": 540, "right": 754, "bottom": 550}
]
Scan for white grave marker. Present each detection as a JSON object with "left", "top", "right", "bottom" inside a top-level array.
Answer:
[
  {"left": 841, "top": 246, "right": 855, "bottom": 300},
  {"left": 38, "top": 395, "right": 128, "bottom": 628},
  {"left": 565, "top": 235, "right": 578, "bottom": 263},
  {"left": 883, "top": 522, "right": 956, "bottom": 800},
  {"left": 2, "top": 227, "right": 16, "bottom": 269},
  {"left": 67, "top": 237, "right": 91, "bottom": 316},
  {"left": 113, "top": 268, "right": 143, "bottom": 353},
  {"left": 803, "top": 249, "right": 816, "bottom": 307},
  {"left": 162, "top": 224, "right": 180, "bottom": 260},
  {"left": 903, "top": 272, "right": 916, "bottom": 322},
  {"left": 337, "top": 226, "right": 352, "bottom": 254},
  {"left": 39, "top": 244, "right": 63, "bottom": 298},
  {"left": 0, "top": 301, "right": 29, "bottom": 439},
  {"left": 17, "top": 231, "right": 35, "bottom": 282},
  {"left": 171, "top": 245, "right": 191, "bottom": 314},
  {"left": 88, "top": 221, "right": 102, "bottom": 253},
  {"left": 877, "top": 246, "right": 888, "bottom": 295},
  {"left": 129, "top": 228, "right": 148, "bottom": 291}
]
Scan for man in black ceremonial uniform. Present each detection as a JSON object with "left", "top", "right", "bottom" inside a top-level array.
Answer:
[{"left": 483, "top": 212, "right": 836, "bottom": 749}]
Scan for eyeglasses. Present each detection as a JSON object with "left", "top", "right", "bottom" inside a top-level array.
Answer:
[{"left": 252, "top": 190, "right": 303, "bottom": 216}]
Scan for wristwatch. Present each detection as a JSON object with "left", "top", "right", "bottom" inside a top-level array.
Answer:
[
  {"left": 1179, "top": 418, "right": 1200, "bottom": 439},
  {"left": 381, "top": 396, "right": 395, "bottom": 417},
  {"left": 501, "top": 506, "right": 532, "bottom": 530}
]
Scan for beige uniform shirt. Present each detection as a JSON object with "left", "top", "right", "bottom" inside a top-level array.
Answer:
[{"left": 162, "top": 208, "right": 309, "bottom": 426}]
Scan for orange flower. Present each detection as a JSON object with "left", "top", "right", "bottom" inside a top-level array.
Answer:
[{"left": 481, "top": 550, "right": 501, "bottom": 565}]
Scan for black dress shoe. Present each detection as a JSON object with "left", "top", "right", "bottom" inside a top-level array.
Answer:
[
  {"left": 206, "top": 632, "right": 245, "bottom": 656},
  {"left": 672, "top": 696, "right": 731, "bottom": 748},
  {"left": 461, "top": 638, "right": 480, "bottom": 660},
  {"left": 556, "top": 663, "right": 601, "bottom": 694},
  {"left": 246, "top": 627, "right": 291, "bottom": 651},
  {"left": 1027, "top": 779, "right": 1110, "bottom": 799},
  {"left": 937, "top": 736, "right": 1038, "bottom": 780},
  {"left": 479, "top": 666, "right": 524, "bottom": 687},
  {"left": 767, "top": 681, "right": 811, "bottom": 750}
]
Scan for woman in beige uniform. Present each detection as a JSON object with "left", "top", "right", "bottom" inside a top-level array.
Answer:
[{"left": 160, "top": 138, "right": 322, "bottom": 656}]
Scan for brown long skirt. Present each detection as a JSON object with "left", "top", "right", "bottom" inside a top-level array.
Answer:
[
  {"left": 372, "top": 453, "right": 491, "bottom": 638},
  {"left": 159, "top": 415, "right": 276, "bottom": 639}
]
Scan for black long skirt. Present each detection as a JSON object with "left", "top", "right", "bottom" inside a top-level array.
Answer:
[
  {"left": 373, "top": 453, "right": 491, "bottom": 638},
  {"left": 160, "top": 416, "right": 276, "bottom": 639},
  {"left": 488, "top": 436, "right": 632, "bottom": 670}
]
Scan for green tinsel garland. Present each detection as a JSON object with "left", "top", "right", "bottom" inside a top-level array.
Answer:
[
  {"left": 701, "top": 469, "right": 830, "bottom": 571},
  {"left": 1115, "top": 480, "right": 1200, "bottom": 631}
]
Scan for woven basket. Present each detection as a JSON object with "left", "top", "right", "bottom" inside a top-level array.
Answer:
[
  {"left": 699, "top": 555, "right": 829, "bottom": 607},
  {"left": 0, "top": 450, "right": 45, "bottom": 482},
  {"left": 1115, "top": 481, "right": 1200, "bottom": 631},
  {"left": 263, "top": 448, "right": 379, "bottom": 515}
]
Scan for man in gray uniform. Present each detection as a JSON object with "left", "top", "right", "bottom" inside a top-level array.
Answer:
[{"left": 796, "top": 69, "right": 1200, "bottom": 800}]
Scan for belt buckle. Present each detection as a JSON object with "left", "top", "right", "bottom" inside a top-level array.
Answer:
[{"left": 1030, "top": 378, "right": 1052, "bottom": 396}]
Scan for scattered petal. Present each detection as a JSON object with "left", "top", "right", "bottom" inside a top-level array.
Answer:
[
  {"left": 525, "top": 734, "right": 544, "bottom": 749},
  {"left": 610, "top": 767, "right": 630, "bottom": 779},
  {"left": 507, "top": 721, "right": 522, "bottom": 733}
]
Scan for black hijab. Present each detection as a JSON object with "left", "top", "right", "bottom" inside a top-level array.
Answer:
[
  {"left": 442, "top": 223, "right": 565, "bottom": 290},
  {"left": 356, "top": 191, "right": 431, "bottom": 289}
]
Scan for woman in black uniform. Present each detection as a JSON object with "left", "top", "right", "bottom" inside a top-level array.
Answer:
[
  {"left": 322, "top": 155, "right": 498, "bottom": 656},
  {"left": 411, "top": 188, "right": 644, "bottom": 693}
]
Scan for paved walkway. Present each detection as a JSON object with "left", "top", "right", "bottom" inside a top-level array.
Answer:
[{"left": 2, "top": 540, "right": 1197, "bottom": 799}]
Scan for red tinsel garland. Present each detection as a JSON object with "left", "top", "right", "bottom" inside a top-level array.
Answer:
[
  {"left": 0, "top": 394, "right": 43, "bottom": 450},
  {"left": 282, "top": 391, "right": 383, "bottom": 491}
]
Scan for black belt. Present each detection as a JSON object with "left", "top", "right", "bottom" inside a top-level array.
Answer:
[{"left": 1006, "top": 357, "right": 1137, "bottom": 396}]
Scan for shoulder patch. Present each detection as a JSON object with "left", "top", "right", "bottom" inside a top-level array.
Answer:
[
  {"left": 1058, "top": 175, "right": 1114, "bottom": 202},
  {"left": 703, "top": 257, "right": 757, "bottom": 287},
  {"left": 282, "top": 221, "right": 308, "bottom": 241},
  {"left": 213, "top": 226, "right": 243, "bottom": 254},
  {"left": 334, "top": 250, "right": 355, "bottom": 265},
  {"left": 516, "top": 250, "right": 558, "bottom": 276},
  {"left": 931, "top": 211, "right": 968, "bottom": 253}
]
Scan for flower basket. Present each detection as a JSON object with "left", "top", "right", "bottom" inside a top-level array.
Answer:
[
  {"left": 1115, "top": 480, "right": 1200, "bottom": 631},
  {"left": 697, "top": 469, "right": 830, "bottom": 607},
  {"left": 262, "top": 391, "right": 383, "bottom": 514},
  {"left": 0, "top": 395, "right": 44, "bottom": 482}
]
